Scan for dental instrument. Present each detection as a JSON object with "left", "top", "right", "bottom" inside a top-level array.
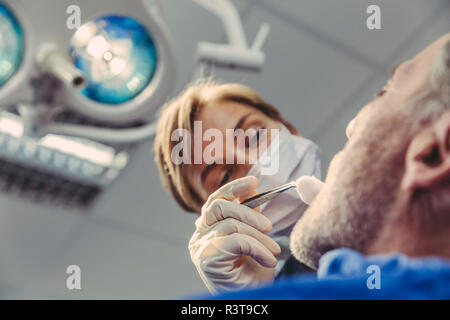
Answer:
[
  {"left": 240, "top": 176, "right": 324, "bottom": 208},
  {"left": 240, "top": 182, "right": 297, "bottom": 208}
]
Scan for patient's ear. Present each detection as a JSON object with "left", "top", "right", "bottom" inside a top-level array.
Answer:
[{"left": 402, "top": 111, "right": 450, "bottom": 193}]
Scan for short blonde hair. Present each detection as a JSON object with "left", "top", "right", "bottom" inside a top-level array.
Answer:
[{"left": 153, "top": 79, "right": 287, "bottom": 213}]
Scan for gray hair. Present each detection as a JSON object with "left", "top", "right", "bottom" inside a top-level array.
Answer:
[
  {"left": 431, "top": 39, "right": 450, "bottom": 104},
  {"left": 409, "top": 39, "right": 450, "bottom": 130}
]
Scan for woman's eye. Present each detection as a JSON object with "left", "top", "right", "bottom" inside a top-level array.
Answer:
[
  {"left": 248, "top": 131, "right": 260, "bottom": 148},
  {"left": 220, "top": 170, "right": 232, "bottom": 187},
  {"left": 246, "top": 129, "right": 262, "bottom": 149}
]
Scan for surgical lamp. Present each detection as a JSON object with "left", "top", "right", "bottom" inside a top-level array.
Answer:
[
  {"left": 0, "top": 3, "right": 24, "bottom": 88},
  {"left": 0, "top": 0, "right": 176, "bottom": 140},
  {"left": 0, "top": 0, "right": 177, "bottom": 206},
  {"left": 70, "top": 15, "right": 158, "bottom": 105}
]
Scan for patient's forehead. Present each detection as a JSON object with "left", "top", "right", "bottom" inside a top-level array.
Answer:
[
  {"left": 363, "top": 34, "right": 450, "bottom": 125},
  {"left": 414, "top": 32, "right": 450, "bottom": 61},
  {"left": 401, "top": 33, "right": 450, "bottom": 91}
]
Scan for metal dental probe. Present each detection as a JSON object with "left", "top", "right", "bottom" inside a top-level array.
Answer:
[{"left": 240, "top": 182, "right": 296, "bottom": 209}]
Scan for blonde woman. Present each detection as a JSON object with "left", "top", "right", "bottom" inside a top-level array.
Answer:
[{"left": 153, "top": 80, "right": 321, "bottom": 294}]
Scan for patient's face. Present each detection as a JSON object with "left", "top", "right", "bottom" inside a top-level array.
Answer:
[
  {"left": 291, "top": 33, "right": 450, "bottom": 268},
  {"left": 188, "top": 102, "right": 281, "bottom": 204}
]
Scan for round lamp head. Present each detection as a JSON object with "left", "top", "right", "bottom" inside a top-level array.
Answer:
[
  {"left": 0, "top": 2, "right": 24, "bottom": 88},
  {"left": 70, "top": 15, "right": 158, "bottom": 105}
]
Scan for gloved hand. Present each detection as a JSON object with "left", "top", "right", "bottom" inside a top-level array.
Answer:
[{"left": 189, "top": 176, "right": 281, "bottom": 295}]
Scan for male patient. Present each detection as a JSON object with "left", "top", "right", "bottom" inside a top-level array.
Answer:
[{"left": 213, "top": 32, "right": 450, "bottom": 299}]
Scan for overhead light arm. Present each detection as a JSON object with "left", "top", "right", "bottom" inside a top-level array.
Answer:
[{"left": 193, "top": 0, "right": 270, "bottom": 71}]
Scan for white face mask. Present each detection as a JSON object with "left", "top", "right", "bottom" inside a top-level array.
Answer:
[{"left": 246, "top": 124, "right": 321, "bottom": 236}]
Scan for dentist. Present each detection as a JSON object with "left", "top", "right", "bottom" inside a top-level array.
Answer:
[{"left": 153, "top": 80, "right": 322, "bottom": 294}]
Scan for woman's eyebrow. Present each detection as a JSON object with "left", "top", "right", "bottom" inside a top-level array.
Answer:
[{"left": 234, "top": 112, "right": 252, "bottom": 131}]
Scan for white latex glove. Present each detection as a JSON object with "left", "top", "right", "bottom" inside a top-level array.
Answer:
[{"left": 189, "top": 176, "right": 281, "bottom": 295}]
